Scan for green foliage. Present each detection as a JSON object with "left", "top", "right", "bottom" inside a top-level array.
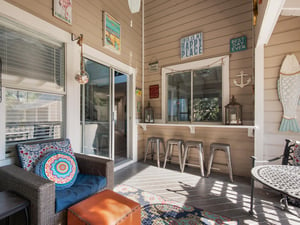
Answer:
[{"left": 193, "top": 97, "right": 220, "bottom": 121}]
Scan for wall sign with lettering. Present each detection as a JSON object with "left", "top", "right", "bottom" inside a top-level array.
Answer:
[
  {"left": 230, "top": 36, "right": 247, "bottom": 53},
  {"left": 180, "top": 32, "right": 203, "bottom": 59}
]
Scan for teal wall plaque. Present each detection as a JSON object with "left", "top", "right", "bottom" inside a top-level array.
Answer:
[{"left": 230, "top": 36, "right": 247, "bottom": 53}]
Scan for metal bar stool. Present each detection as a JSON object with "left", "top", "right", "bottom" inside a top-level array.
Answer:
[
  {"left": 144, "top": 137, "right": 165, "bottom": 167},
  {"left": 207, "top": 143, "right": 233, "bottom": 182},
  {"left": 182, "top": 141, "right": 205, "bottom": 176},
  {"left": 163, "top": 139, "right": 184, "bottom": 171}
]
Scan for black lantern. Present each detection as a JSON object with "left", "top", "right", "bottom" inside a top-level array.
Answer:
[
  {"left": 144, "top": 102, "right": 154, "bottom": 123},
  {"left": 225, "top": 96, "right": 242, "bottom": 125}
]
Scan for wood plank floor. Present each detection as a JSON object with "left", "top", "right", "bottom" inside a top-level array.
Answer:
[{"left": 115, "top": 161, "right": 300, "bottom": 225}]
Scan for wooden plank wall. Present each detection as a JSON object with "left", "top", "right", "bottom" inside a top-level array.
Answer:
[
  {"left": 142, "top": 125, "right": 253, "bottom": 177},
  {"left": 144, "top": 0, "right": 254, "bottom": 121},
  {"left": 5, "top": 0, "right": 143, "bottom": 108},
  {"left": 264, "top": 16, "right": 300, "bottom": 160},
  {"left": 142, "top": 0, "right": 254, "bottom": 177}
]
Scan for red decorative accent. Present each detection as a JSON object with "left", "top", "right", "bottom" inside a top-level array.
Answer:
[
  {"left": 149, "top": 84, "right": 159, "bottom": 99},
  {"left": 259, "top": 0, "right": 262, "bottom": 4}
]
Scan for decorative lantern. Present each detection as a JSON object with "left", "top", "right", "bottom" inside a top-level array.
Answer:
[
  {"left": 225, "top": 96, "right": 242, "bottom": 125},
  {"left": 144, "top": 102, "right": 154, "bottom": 123}
]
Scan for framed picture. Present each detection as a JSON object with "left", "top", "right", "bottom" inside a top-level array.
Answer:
[
  {"left": 103, "top": 12, "right": 121, "bottom": 54},
  {"left": 149, "top": 84, "right": 159, "bottom": 99},
  {"left": 53, "top": 0, "right": 72, "bottom": 25}
]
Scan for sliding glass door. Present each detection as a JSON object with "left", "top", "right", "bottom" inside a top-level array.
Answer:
[{"left": 81, "top": 58, "right": 129, "bottom": 164}]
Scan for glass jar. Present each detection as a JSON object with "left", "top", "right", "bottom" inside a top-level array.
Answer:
[{"left": 144, "top": 102, "right": 154, "bottom": 123}]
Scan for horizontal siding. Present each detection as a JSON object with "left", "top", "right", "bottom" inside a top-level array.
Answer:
[
  {"left": 264, "top": 15, "right": 300, "bottom": 161},
  {"left": 144, "top": 0, "right": 253, "bottom": 122},
  {"left": 142, "top": 0, "right": 254, "bottom": 177}
]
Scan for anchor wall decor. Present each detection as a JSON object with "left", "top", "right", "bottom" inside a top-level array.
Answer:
[{"left": 233, "top": 71, "right": 251, "bottom": 88}]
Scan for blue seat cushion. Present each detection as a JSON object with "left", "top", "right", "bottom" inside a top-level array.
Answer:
[{"left": 55, "top": 173, "right": 107, "bottom": 212}]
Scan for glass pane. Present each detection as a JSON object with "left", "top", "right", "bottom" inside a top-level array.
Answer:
[
  {"left": 82, "top": 58, "right": 110, "bottom": 157},
  {"left": 167, "top": 71, "right": 191, "bottom": 122},
  {"left": 114, "top": 71, "right": 128, "bottom": 164},
  {"left": 5, "top": 89, "right": 64, "bottom": 157},
  {"left": 193, "top": 66, "right": 222, "bottom": 122}
]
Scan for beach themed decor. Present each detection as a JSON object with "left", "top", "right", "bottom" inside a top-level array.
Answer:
[
  {"left": 233, "top": 71, "right": 251, "bottom": 88},
  {"left": 278, "top": 54, "right": 300, "bottom": 132},
  {"left": 72, "top": 34, "right": 89, "bottom": 84},
  {"left": 103, "top": 12, "right": 121, "bottom": 53},
  {"left": 53, "top": 0, "right": 72, "bottom": 25}
]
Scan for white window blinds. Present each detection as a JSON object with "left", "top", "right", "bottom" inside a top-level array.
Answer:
[{"left": 0, "top": 16, "right": 65, "bottom": 94}]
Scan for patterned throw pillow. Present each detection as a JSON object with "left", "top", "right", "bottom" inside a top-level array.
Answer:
[
  {"left": 292, "top": 141, "right": 300, "bottom": 166},
  {"left": 17, "top": 139, "right": 74, "bottom": 171},
  {"left": 34, "top": 151, "right": 79, "bottom": 190}
]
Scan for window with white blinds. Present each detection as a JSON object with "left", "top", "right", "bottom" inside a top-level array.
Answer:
[
  {"left": 0, "top": 16, "right": 66, "bottom": 158},
  {"left": 0, "top": 16, "right": 65, "bottom": 93}
]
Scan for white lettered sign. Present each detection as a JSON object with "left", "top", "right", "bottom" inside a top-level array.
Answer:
[{"left": 180, "top": 32, "right": 203, "bottom": 59}]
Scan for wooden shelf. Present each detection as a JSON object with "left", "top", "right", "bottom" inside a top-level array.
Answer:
[{"left": 138, "top": 123, "right": 256, "bottom": 136}]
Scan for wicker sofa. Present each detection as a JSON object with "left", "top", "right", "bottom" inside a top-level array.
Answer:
[{"left": 0, "top": 140, "right": 114, "bottom": 225}]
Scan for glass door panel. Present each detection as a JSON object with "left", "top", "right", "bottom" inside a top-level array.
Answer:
[
  {"left": 81, "top": 58, "right": 110, "bottom": 158},
  {"left": 114, "top": 71, "right": 128, "bottom": 164}
]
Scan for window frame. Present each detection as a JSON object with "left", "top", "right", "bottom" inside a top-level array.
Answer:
[
  {"left": 162, "top": 55, "right": 230, "bottom": 124},
  {"left": 0, "top": 2, "right": 77, "bottom": 165}
]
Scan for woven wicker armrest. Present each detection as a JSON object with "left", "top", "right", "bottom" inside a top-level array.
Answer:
[
  {"left": 74, "top": 153, "right": 114, "bottom": 189},
  {"left": 0, "top": 164, "right": 55, "bottom": 225}
]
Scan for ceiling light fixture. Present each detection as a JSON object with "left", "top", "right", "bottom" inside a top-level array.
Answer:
[{"left": 128, "top": 0, "right": 141, "bottom": 13}]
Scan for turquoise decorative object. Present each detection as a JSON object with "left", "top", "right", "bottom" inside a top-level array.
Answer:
[{"left": 230, "top": 36, "right": 247, "bottom": 53}]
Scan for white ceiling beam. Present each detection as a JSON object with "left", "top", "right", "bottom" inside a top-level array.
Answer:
[{"left": 257, "top": 0, "right": 286, "bottom": 46}]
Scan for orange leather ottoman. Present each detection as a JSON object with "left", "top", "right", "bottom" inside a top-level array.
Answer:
[{"left": 68, "top": 190, "right": 141, "bottom": 225}]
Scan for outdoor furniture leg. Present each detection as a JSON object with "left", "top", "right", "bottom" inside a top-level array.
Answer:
[
  {"left": 249, "top": 156, "right": 255, "bottom": 216},
  {"left": 280, "top": 195, "right": 289, "bottom": 211}
]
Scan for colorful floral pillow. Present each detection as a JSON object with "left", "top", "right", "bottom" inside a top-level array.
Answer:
[
  {"left": 34, "top": 151, "right": 79, "bottom": 190},
  {"left": 292, "top": 141, "right": 300, "bottom": 166},
  {"left": 17, "top": 139, "right": 74, "bottom": 171}
]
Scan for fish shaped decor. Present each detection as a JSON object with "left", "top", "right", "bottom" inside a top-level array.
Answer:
[{"left": 278, "top": 54, "right": 300, "bottom": 132}]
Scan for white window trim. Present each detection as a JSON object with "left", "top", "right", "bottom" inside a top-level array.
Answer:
[
  {"left": 161, "top": 55, "right": 230, "bottom": 124},
  {"left": 0, "top": 1, "right": 80, "bottom": 165}
]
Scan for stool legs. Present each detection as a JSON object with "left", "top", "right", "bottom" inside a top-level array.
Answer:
[
  {"left": 207, "top": 143, "right": 233, "bottom": 182},
  {"left": 144, "top": 139, "right": 152, "bottom": 162},
  {"left": 198, "top": 146, "right": 205, "bottom": 177},
  {"left": 206, "top": 148, "right": 215, "bottom": 178},
  {"left": 182, "top": 142, "right": 205, "bottom": 177},
  {"left": 163, "top": 140, "right": 184, "bottom": 171},
  {"left": 226, "top": 149, "right": 233, "bottom": 182},
  {"left": 144, "top": 137, "right": 165, "bottom": 168}
]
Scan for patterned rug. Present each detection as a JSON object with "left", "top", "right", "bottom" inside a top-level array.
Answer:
[{"left": 114, "top": 184, "right": 238, "bottom": 225}]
